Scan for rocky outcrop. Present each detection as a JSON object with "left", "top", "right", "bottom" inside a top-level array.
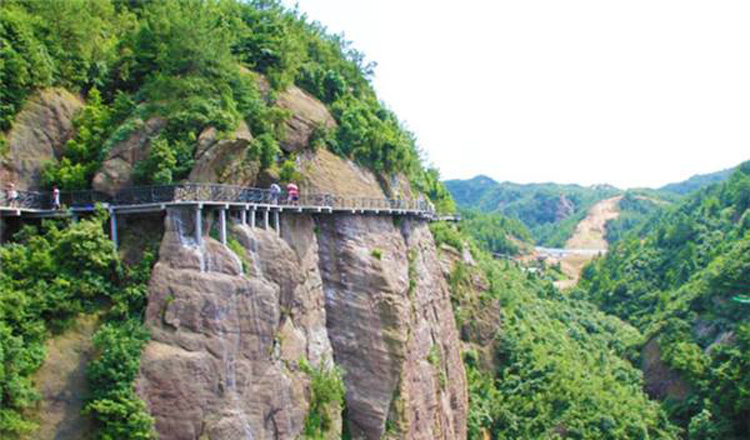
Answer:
[
  {"left": 138, "top": 208, "right": 336, "bottom": 440},
  {"left": 92, "top": 117, "right": 166, "bottom": 195},
  {"left": 317, "top": 216, "right": 467, "bottom": 439},
  {"left": 28, "top": 314, "right": 97, "bottom": 440},
  {"left": 642, "top": 338, "right": 690, "bottom": 401},
  {"left": 299, "top": 148, "right": 386, "bottom": 198},
  {"left": 0, "top": 88, "right": 83, "bottom": 189},
  {"left": 276, "top": 85, "right": 336, "bottom": 153},
  {"left": 188, "top": 122, "right": 256, "bottom": 185},
  {"left": 138, "top": 204, "right": 468, "bottom": 440}
]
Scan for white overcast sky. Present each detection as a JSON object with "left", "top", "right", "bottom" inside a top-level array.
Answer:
[{"left": 284, "top": 0, "right": 750, "bottom": 188}]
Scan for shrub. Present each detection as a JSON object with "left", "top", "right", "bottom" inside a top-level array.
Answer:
[{"left": 299, "top": 358, "right": 345, "bottom": 439}]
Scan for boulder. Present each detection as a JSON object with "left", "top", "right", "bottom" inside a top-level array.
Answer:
[
  {"left": 92, "top": 117, "right": 166, "bottom": 195},
  {"left": 1, "top": 88, "right": 83, "bottom": 189},
  {"left": 188, "top": 122, "right": 256, "bottom": 185},
  {"left": 276, "top": 85, "right": 336, "bottom": 153},
  {"left": 299, "top": 148, "right": 387, "bottom": 198}
]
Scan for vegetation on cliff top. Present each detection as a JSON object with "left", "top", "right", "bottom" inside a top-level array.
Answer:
[
  {"left": 1, "top": 0, "right": 454, "bottom": 211},
  {"left": 580, "top": 161, "right": 750, "bottom": 438}
]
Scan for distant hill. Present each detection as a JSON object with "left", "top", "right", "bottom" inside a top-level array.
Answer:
[
  {"left": 444, "top": 176, "right": 621, "bottom": 246},
  {"left": 659, "top": 166, "right": 736, "bottom": 195}
]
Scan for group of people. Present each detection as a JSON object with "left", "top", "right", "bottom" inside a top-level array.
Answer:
[
  {"left": 3, "top": 183, "right": 60, "bottom": 210},
  {"left": 269, "top": 182, "right": 299, "bottom": 205}
]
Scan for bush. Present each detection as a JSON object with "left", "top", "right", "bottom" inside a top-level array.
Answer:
[{"left": 299, "top": 358, "right": 345, "bottom": 439}]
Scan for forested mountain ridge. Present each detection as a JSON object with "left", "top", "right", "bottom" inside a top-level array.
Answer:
[
  {"left": 445, "top": 175, "right": 620, "bottom": 246},
  {"left": 579, "top": 161, "right": 750, "bottom": 438},
  {"left": 446, "top": 166, "right": 735, "bottom": 247},
  {"left": 659, "top": 166, "right": 736, "bottom": 195}
]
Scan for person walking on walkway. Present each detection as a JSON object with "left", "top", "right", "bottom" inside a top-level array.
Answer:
[
  {"left": 52, "top": 186, "right": 61, "bottom": 210},
  {"left": 286, "top": 182, "right": 299, "bottom": 204},
  {"left": 7, "top": 183, "right": 18, "bottom": 207},
  {"left": 269, "top": 183, "right": 281, "bottom": 205}
]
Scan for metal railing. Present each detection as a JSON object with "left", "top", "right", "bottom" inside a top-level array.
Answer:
[{"left": 0, "top": 183, "right": 441, "bottom": 216}]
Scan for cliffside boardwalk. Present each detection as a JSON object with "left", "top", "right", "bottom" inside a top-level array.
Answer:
[{"left": 0, "top": 183, "right": 459, "bottom": 247}]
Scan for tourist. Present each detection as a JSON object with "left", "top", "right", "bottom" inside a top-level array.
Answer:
[
  {"left": 7, "top": 183, "right": 18, "bottom": 207},
  {"left": 52, "top": 186, "right": 60, "bottom": 210},
  {"left": 286, "top": 182, "right": 299, "bottom": 204},
  {"left": 269, "top": 183, "right": 281, "bottom": 205}
]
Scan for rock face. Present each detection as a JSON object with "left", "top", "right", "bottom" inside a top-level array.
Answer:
[
  {"left": 276, "top": 85, "right": 336, "bottom": 153},
  {"left": 642, "top": 338, "right": 690, "bottom": 401},
  {"left": 138, "top": 208, "right": 335, "bottom": 440},
  {"left": 317, "top": 216, "right": 467, "bottom": 439},
  {"left": 188, "top": 122, "right": 256, "bottom": 185},
  {"left": 138, "top": 206, "right": 467, "bottom": 440},
  {"left": 1, "top": 88, "right": 83, "bottom": 189},
  {"left": 92, "top": 117, "right": 166, "bottom": 195}
]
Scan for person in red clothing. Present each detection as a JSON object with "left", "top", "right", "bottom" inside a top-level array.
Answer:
[{"left": 286, "top": 182, "right": 299, "bottom": 204}]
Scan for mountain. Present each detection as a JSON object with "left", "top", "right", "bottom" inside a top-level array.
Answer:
[
  {"left": 580, "top": 161, "right": 750, "bottom": 438},
  {"left": 659, "top": 167, "right": 736, "bottom": 195},
  {"left": 445, "top": 175, "right": 621, "bottom": 246}
]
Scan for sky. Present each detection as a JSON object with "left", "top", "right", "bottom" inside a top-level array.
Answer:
[{"left": 284, "top": 0, "right": 750, "bottom": 189}]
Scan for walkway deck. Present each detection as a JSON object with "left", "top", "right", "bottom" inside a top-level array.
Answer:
[{"left": 1, "top": 183, "right": 460, "bottom": 246}]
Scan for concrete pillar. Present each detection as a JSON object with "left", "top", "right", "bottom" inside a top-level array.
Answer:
[
  {"left": 264, "top": 209, "right": 269, "bottom": 230},
  {"left": 195, "top": 205, "right": 202, "bottom": 246},
  {"left": 250, "top": 209, "right": 256, "bottom": 228},
  {"left": 109, "top": 209, "right": 118, "bottom": 249},
  {"left": 274, "top": 211, "right": 280, "bottom": 237},
  {"left": 219, "top": 208, "right": 227, "bottom": 245},
  {"left": 241, "top": 209, "right": 247, "bottom": 225}
]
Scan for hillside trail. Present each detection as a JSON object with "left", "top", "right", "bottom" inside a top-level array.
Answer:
[{"left": 554, "top": 195, "right": 622, "bottom": 289}]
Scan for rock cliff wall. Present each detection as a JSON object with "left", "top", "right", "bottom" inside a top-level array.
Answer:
[{"left": 138, "top": 207, "right": 467, "bottom": 439}]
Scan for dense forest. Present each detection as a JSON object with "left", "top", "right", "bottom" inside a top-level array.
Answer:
[
  {"left": 430, "top": 221, "right": 681, "bottom": 439},
  {"left": 580, "top": 162, "right": 750, "bottom": 438}
]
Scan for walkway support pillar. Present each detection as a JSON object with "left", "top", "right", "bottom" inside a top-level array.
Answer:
[
  {"left": 219, "top": 207, "right": 227, "bottom": 245},
  {"left": 274, "top": 210, "right": 280, "bottom": 237},
  {"left": 250, "top": 209, "right": 256, "bottom": 228},
  {"left": 195, "top": 204, "right": 203, "bottom": 246},
  {"left": 109, "top": 209, "right": 118, "bottom": 249},
  {"left": 241, "top": 208, "right": 247, "bottom": 225},
  {"left": 264, "top": 209, "right": 269, "bottom": 230}
]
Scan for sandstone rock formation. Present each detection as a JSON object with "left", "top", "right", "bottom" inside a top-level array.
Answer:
[
  {"left": 138, "top": 208, "right": 336, "bottom": 440},
  {"left": 1, "top": 88, "right": 83, "bottom": 189},
  {"left": 276, "top": 85, "right": 336, "bottom": 153},
  {"left": 139, "top": 203, "right": 467, "bottom": 440},
  {"left": 189, "top": 122, "right": 256, "bottom": 185},
  {"left": 92, "top": 117, "right": 166, "bottom": 195}
]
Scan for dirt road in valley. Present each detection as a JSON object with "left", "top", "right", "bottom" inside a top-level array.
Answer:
[{"left": 554, "top": 196, "right": 622, "bottom": 289}]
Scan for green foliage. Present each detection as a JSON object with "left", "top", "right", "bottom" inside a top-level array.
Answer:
[
  {"left": 247, "top": 133, "right": 280, "bottom": 171},
  {"left": 0, "top": 212, "right": 154, "bottom": 438},
  {"left": 133, "top": 137, "right": 176, "bottom": 185},
  {"left": 279, "top": 158, "right": 301, "bottom": 183},
  {"left": 370, "top": 248, "right": 382, "bottom": 260},
  {"left": 299, "top": 358, "right": 346, "bottom": 439},
  {"left": 436, "top": 222, "right": 679, "bottom": 439},
  {"left": 604, "top": 192, "right": 667, "bottom": 244},
  {"left": 0, "top": 4, "right": 53, "bottom": 130},
  {"left": 459, "top": 210, "right": 532, "bottom": 256},
  {"left": 580, "top": 162, "right": 750, "bottom": 437},
  {"left": 85, "top": 321, "right": 154, "bottom": 440},
  {"left": 43, "top": 88, "right": 132, "bottom": 190}
]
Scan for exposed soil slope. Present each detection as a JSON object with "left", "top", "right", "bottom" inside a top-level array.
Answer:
[{"left": 555, "top": 196, "right": 622, "bottom": 288}]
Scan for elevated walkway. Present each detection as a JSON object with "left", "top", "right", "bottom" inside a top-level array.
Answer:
[{"left": 1, "top": 183, "right": 459, "bottom": 247}]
